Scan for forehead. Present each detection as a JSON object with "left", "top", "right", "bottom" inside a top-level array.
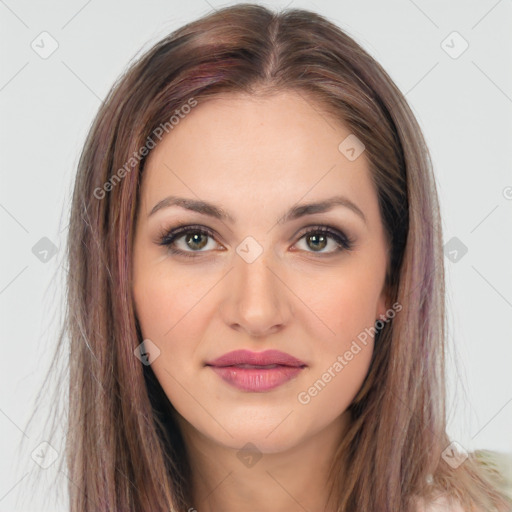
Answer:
[{"left": 139, "top": 91, "right": 378, "bottom": 225}]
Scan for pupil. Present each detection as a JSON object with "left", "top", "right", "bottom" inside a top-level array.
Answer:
[
  {"left": 309, "top": 234, "right": 326, "bottom": 251},
  {"left": 186, "top": 232, "right": 207, "bottom": 250}
]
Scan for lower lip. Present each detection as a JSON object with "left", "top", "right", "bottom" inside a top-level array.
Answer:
[{"left": 208, "top": 365, "right": 304, "bottom": 392}]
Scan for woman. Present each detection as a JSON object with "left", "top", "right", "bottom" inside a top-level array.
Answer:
[{"left": 36, "top": 3, "right": 511, "bottom": 511}]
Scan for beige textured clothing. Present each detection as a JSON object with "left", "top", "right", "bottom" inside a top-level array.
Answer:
[{"left": 416, "top": 450, "right": 512, "bottom": 511}]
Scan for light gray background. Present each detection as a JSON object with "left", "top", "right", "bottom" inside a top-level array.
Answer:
[{"left": 1, "top": 0, "right": 511, "bottom": 510}]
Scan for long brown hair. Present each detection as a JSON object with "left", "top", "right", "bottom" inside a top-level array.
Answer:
[{"left": 24, "top": 3, "right": 510, "bottom": 511}]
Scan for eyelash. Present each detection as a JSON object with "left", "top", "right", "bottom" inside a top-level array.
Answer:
[{"left": 157, "top": 223, "right": 355, "bottom": 259}]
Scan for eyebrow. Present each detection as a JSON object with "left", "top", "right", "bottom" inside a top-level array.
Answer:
[{"left": 148, "top": 195, "right": 367, "bottom": 225}]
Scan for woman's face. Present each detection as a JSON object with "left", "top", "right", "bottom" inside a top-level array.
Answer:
[{"left": 132, "top": 91, "right": 390, "bottom": 453}]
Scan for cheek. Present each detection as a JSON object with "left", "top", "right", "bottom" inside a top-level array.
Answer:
[
  {"left": 294, "top": 262, "right": 383, "bottom": 345},
  {"left": 133, "top": 264, "right": 211, "bottom": 340},
  {"left": 284, "top": 265, "right": 379, "bottom": 417},
  {"left": 296, "top": 321, "right": 374, "bottom": 421},
  {"left": 132, "top": 265, "right": 219, "bottom": 391},
  {"left": 299, "top": 344, "right": 373, "bottom": 429},
  {"left": 133, "top": 270, "right": 207, "bottom": 410}
]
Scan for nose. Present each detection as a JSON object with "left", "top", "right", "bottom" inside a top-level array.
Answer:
[{"left": 221, "top": 246, "right": 292, "bottom": 338}]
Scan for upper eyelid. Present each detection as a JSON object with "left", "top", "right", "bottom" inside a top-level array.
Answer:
[{"left": 162, "top": 223, "right": 347, "bottom": 238}]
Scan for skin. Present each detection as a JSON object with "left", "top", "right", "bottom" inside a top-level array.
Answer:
[{"left": 132, "top": 90, "right": 391, "bottom": 512}]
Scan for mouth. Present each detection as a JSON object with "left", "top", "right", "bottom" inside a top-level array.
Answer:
[{"left": 205, "top": 350, "right": 307, "bottom": 392}]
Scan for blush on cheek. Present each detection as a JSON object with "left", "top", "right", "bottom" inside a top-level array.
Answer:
[
  {"left": 134, "top": 277, "right": 198, "bottom": 335},
  {"left": 299, "top": 346, "right": 373, "bottom": 429}
]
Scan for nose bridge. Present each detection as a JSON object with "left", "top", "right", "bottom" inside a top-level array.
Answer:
[{"left": 225, "top": 239, "right": 289, "bottom": 335}]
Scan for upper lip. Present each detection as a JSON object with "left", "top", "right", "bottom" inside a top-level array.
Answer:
[{"left": 206, "top": 349, "right": 306, "bottom": 368}]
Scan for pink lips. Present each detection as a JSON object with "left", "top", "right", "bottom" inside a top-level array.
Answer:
[{"left": 205, "top": 349, "right": 307, "bottom": 392}]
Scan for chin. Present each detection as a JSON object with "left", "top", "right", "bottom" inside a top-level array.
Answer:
[
  {"left": 221, "top": 431, "right": 302, "bottom": 455},
  {"left": 197, "top": 416, "right": 305, "bottom": 454}
]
